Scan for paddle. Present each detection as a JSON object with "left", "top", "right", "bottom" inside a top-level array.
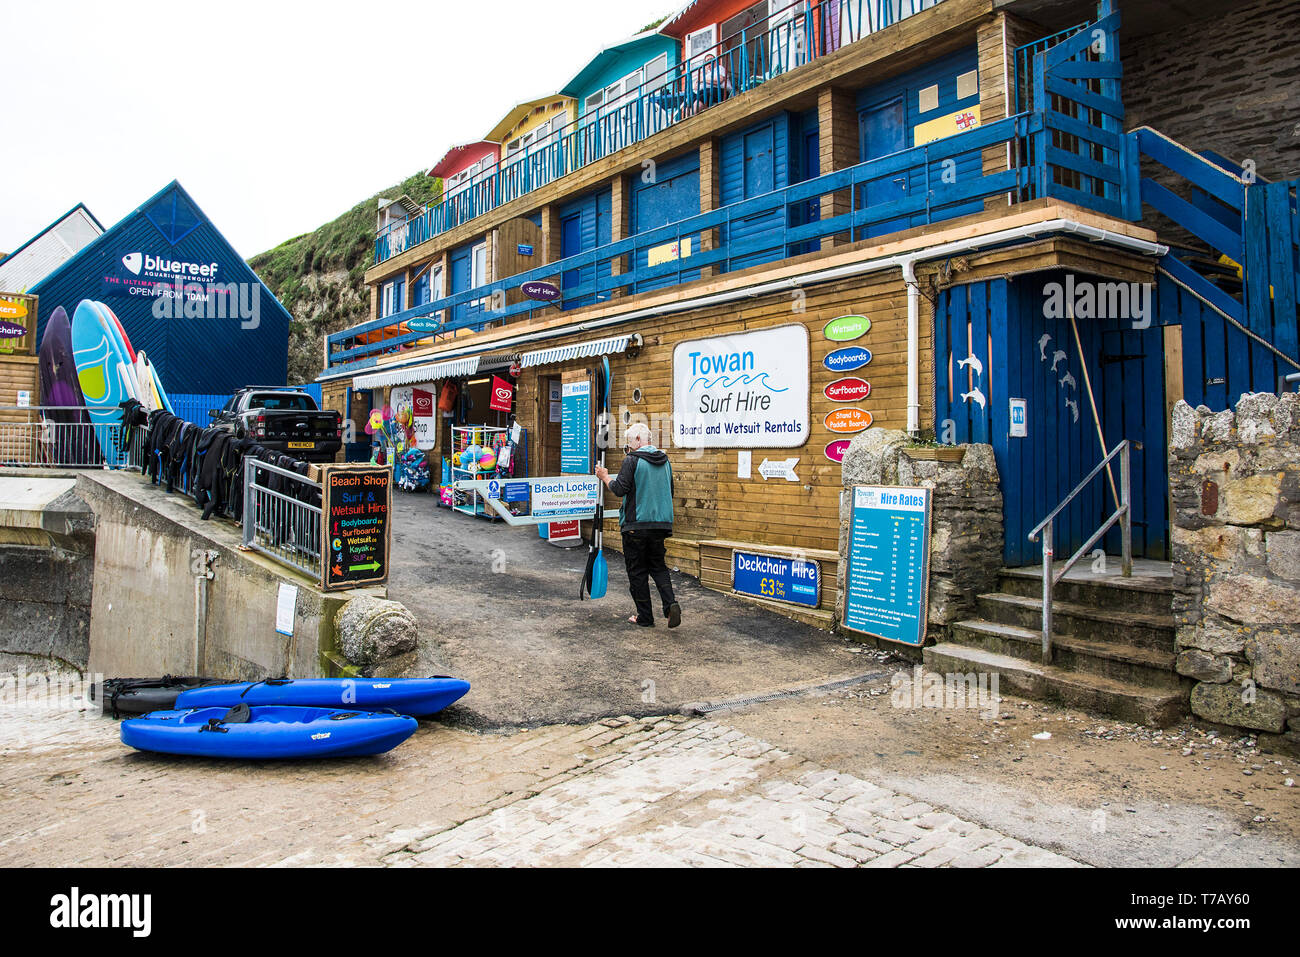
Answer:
[{"left": 582, "top": 358, "right": 611, "bottom": 599}]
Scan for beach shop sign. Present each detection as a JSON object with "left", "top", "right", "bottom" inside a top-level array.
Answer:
[{"left": 672, "top": 324, "right": 809, "bottom": 448}]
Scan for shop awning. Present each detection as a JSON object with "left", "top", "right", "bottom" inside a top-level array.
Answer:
[
  {"left": 520, "top": 333, "right": 638, "bottom": 369},
  {"left": 354, "top": 355, "right": 481, "bottom": 389}
]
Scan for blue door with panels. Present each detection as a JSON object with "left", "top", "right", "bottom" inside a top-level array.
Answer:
[{"left": 934, "top": 274, "right": 1169, "bottom": 566}]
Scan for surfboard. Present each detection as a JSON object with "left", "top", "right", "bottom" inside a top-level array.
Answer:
[
  {"left": 37, "top": 305, "right": 101, "bottom": 464},
  {"left": 71, "top": 299, "right": 137, "bottom": 464},
  {"left": 93, "top": 301, "right": 140, "bottom": 401},
  {"left": 151, "top": 361, "right": 173, "bottom": 412},
  {"left": 133, "top": 353, "right": 155, "bottom": 412}
]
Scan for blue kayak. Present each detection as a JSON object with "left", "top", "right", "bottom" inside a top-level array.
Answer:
[
  {"left": 174, "top": 676, "right": 470, "bottom": 717},
  {"left": 121, "top": 706, "right": 417, "bottom": 759}
]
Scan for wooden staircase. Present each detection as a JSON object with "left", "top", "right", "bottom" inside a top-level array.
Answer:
[{"left": 923, "top": 560, "right": 1191, "bottom": 727}]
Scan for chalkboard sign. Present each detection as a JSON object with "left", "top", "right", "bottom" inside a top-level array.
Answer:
[
  {"left": 842, "top": 485, "right": 931, "bottom": 646},
  {"left": 320, "top": 465, "right": 392, "bottom": 591}
]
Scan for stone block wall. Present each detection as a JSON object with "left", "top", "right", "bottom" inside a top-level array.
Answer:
[
  {"left": 1169, "top": 394, "right": 1300, "bottom": 749},
  {"left": 838, "top": 429, "right": 1004, "bottom": 651}
]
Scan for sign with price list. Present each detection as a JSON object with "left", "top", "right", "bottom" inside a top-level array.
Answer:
[
  {"left": 321, "top": 465, "right": 391, "bottom": 591},
  {"left": 842, "top": 485, "right": 931, "bottom": 646}
]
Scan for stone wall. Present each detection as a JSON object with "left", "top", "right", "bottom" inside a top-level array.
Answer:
[
  {"left": 1169, "top": 394, "right": 1300, "bottom": 750},
  {"left": 1123, "top": 0, "right": 1300, "bottom": 182},
  {"left": 838, "top": 429, "right": 1004, "bottom": 652}
]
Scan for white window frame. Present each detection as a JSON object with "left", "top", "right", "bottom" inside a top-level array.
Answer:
[{"left": 686, "top": 23, "right": 718, "bottom": 59}]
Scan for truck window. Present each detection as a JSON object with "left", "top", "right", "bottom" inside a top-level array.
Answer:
[{"left": 249, "top": 393, "right": 315, "bottom": 411}]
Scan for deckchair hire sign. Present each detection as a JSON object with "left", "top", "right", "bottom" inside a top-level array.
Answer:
[
  {"left": 451, "top": 475, "right": 601, "bottom": 526},
  {"left": 321, "top": 464, "right": 392, "bottom": 591},
  {"left": 672, "top": 323, "right": 809, "bottom": 449}
]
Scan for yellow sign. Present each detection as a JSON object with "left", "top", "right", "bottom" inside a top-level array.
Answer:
[
  {"left": 913, "top": 104, "right": 982, "bottom": 146},
  {"left": 0, "top": 299, "right": 28, "bottom": 320},
  {"left": 648, "top": 237, "right": 693, "bottom": 268}
]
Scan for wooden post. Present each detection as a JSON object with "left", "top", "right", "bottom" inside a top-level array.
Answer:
[
  {"left": 817, "top": 86, "right": 857, "bottom": 248},
  {"left": 700, "top": 137, "right": 722, "bottom": 278},
  {"left": 610, "top": 175, "right": 628, "bottom": 297}
]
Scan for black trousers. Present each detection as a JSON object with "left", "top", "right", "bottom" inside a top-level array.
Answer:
[{"left": 622, "top": 529, "right": 676, "bottom": 626}]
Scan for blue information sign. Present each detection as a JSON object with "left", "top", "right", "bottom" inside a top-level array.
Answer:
[
  {"left": 560, "top": 381, "right": 591, "bottom": 473},
  {"left": 843, "top": 485, "right": 931, "bottom": 646},
  {"left": 732, "top": 550, "right": 820, "bottom": 608},
  {"left": 502, "top": 481, "right": 530, "bottom": 502}
]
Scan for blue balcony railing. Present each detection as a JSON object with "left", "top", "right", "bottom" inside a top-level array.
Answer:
[
  {"left": 374, "top": 0, "right": 946, "bottom": 264},
  {"left": 334, "top": 11, "right": 1134, "bottom": 376}
]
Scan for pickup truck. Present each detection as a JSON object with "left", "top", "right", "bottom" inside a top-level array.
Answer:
[{"left": 209, "top": 387, "right": 342, "bottom": 463}]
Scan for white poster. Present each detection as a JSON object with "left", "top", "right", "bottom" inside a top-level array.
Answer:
[
  {"left": 390, "top": 384, "right": 437, "bottom": 450},
  {"left": 672, "top": 324, "right": 810, "bottom": 448}
]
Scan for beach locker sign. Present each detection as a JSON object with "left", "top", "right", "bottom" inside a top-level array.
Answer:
[{"left": 672, "top": 324, "right": 809, "bottom": 448}]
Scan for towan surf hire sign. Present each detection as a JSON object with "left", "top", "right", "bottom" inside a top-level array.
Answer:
[{"left": 672, "top": 324, "right": 809, "bottom": 448}]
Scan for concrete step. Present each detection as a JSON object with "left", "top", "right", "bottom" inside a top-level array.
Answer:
[
  {"left": 998, "top": 566, "right": 1173, "bottom": 617},
  {"left": 950, "top": 619, "right": 1187, "bottom": 691},
  {"left": 923, "top": 642, "right": 1189, "bottom": 727},
  {"left": 975, "top": 592, "right": 1175, "bottom": 652}
]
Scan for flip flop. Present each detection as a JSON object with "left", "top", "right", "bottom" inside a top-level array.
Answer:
[{"left": 667, "top": 603, "right": 682, "bottom": 629}]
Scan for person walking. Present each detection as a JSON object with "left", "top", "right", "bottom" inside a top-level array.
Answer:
[{"left": 595, "top": 423, "right": 682, "bottom": 628}]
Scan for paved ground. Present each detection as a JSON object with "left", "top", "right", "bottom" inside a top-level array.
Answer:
[
  {"left": 389, "top": 493, "right": 874, "bottom": 728},
  {"left": 0, "top": 698, "right": 1075, "bottom": 868}
]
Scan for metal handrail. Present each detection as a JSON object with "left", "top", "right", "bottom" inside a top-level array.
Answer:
[
  {"left": 1027, "top": 439, "right": 1132, "bottom": 663},
  {"left": 241, "top": 456, "right": 322, "bottom": 579}
]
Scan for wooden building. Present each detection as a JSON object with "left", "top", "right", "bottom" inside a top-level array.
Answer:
[{"left": 324, "top": 0, "right": 1299, "bottom": 629}]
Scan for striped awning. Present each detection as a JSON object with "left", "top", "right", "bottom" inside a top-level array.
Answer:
[
  {"left": 520, "top": 334, "right": 637, "bottom": 369},
  {"left": 354, "top": 355, "right": 481, "bottom": 389}
]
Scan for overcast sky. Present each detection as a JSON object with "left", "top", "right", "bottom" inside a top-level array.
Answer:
[{"left": 1, "top": 0, "right": 679, "bottom": 259}]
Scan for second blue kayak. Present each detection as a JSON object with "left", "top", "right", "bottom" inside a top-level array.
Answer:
[
  {"left": 174, "top": 676, "right": 470, "bottom": 717},
  {"left": 121, "top": 706, "right": 418, "bottom": 759}
]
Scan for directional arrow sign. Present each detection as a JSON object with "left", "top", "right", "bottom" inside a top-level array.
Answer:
[
  {"left": 758, "top": 457, "right": 800, "bottom": 482},
  {"left": 348, "top": 560, "right": 382, "bottom": 573}
]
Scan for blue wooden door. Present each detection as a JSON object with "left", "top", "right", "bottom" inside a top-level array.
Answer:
[
  {"left": 859, "top": 97, "right": 908, "bottom": 239},
  {"left": 560, "top": 213, "right": 584, "bottom": 310},
  {"left": 935, "top": 275, "right": 1170, "bottom": 567}
]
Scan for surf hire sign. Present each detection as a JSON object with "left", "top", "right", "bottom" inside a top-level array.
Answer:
[{"left": 672, "top": 324, "right": 809, "bottom": 448}]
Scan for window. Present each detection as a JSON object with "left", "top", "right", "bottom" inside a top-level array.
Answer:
[
  {"left": 686, "top": 24, "right": 717, "bottom": 58},
  {"left": 645, "top": 53, "right": 670, "bottom": 88},
  {"left": 471, "top": 242, "right": 487, "bottom": 287},
  {"left": 380, "top": 278, "right": 405, "bottom": 318},
  {"left": 585, "top": 90, "right": 604, "bottom": 112}
]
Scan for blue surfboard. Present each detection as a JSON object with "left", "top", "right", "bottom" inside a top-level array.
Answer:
[
  {"left": 175, "top": 676, "right": 470, "bottom": 718},
  {"left": 70, "top": 299, "right": 136, "bottom": 465},
  {"left": 120, "top": 706, "right": 417, "bottom": 759}
]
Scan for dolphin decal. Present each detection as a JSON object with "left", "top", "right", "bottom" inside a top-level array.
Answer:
[{"left": 961, "top": 386, "right": 987, "bottom": 410}]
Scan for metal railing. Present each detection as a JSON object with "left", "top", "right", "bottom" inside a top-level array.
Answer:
[
  {"left": 374, "top": 0, "right": 947, "bottom": 264},
  {"left": 241, "top": 457, "right": 322, "bottom": 580},
  {"left": 0, "top": 406, "right": 144, "bottom": 470},
  {"left": 335, "top": 110, "right": 1039, "bottom": 368},
  {"left": 1027, "top": 440, "right": 1131, "bottom": 664}
]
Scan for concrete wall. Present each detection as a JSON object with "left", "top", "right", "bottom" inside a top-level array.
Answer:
[
  {"left": 1169, "top": 394, "right": 1300, "bottom": 752},
  {"left": 75, "top": 471, "right": 410, "bottom": 681},
  {"left": 0, "top": 478, "right": 95, "bottom": 673}
]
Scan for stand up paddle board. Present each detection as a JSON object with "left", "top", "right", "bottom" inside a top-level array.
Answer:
[
  {"left": 120, "top": 705, "right": 418, "bottom": 759},
  {"left": 175, "top": 676, "right": 470, "bottom": 717},
  {"left": 38, "top": 305, "right": 100, "bottom": 464}
]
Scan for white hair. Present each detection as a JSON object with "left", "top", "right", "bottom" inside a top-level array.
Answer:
[{"left": 624, "top": 422, "right": 653, "bottom": 446}]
